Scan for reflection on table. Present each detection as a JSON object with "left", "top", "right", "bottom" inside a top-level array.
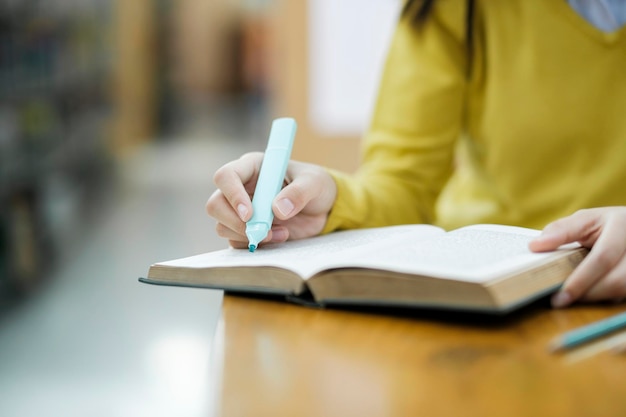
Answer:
[{"left": 217, "top": 294, "right": 626, "bottom": 417}]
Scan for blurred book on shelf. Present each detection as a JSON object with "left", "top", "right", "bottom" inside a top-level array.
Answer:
[{"left": 0, "top": 0, "right": 112, "bottom": 304}]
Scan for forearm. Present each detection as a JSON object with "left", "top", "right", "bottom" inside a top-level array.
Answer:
[
  {"left": 321, "top": 1, "right": 467, "bottom": 233},
  {"left": 322, "top": 171, "right": 430, "bottom": 233},
  {"left": 322, "top": 131, "right": 455, "bottom": 232}
]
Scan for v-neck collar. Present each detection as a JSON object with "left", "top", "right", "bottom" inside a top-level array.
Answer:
[{"left": 549, "top": 0, "right": 626, "bottom": 45}]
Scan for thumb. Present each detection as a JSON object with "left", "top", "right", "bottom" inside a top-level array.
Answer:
[
  {"left": 273, "top": 194, "right": 297, "bottom": 219},
  {"left": 271, "top": 177, "right": 314, "bottom": 220},
  {"left": 272, "top": 165, "right": 336, "bottom": 221}
]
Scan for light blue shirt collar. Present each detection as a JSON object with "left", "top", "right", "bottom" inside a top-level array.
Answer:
[{"left": 568, "top": 0, "right": 626, "bottom": 32}]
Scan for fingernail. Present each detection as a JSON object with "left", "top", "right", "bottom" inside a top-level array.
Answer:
[
  {"left": 535, "top": 231, "right": 553, "bottom": 241},
  {"left": 237, "top": 204, "right": 248, "bottom": 220},
  {"left": 551, "top": 291, "right": 572, "bottom": 308},
  {"left": 275, "top": 198, "right": 294, "bottom": 217}
]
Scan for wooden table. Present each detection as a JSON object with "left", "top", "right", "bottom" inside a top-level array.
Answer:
[{"left": 215, "top": 295, "right": 626, "bottom": 417}]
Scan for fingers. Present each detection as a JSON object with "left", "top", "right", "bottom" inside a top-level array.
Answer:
[
  {"left": 580, "top": 256, "right": 626, "bottom": 303},
  {"left": 273, "top": 162, "right": 337, "bottom": 221},
  {"left": 210, "top": 152, "right": 264, "bottom": 222},
  {"left": 206, "top": 153, "right": 263, "bottom": 246},
  {"left": 208, "top": 191, "right": 289, "bottom": 245},
  {"left": 222, "top": 226, "right": 290, "bottom": 249},
  {"left": 559, "top": 212, "right": 626, "bottom": 305},
  {"left": 528, "top": 209, "right": 606, "bottom": 307},
  {"left": 529, "top": 209, "right": 602, "bottom": 252},
  {"left": 530, "top": 208, "right": 626, "bottom": 308},
  {"left": 207, "top": 189, "right": 247, "bottom": 246},
  {"left": 206, "top": 155, "right": 336, "bottom": 249}
]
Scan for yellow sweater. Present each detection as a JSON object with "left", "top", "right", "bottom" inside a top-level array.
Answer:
[{"left": 324, "top": 0, "right": 626, "bottom": 233}]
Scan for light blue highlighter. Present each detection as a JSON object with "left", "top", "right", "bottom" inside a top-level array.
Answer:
[
  {"left": 246, "top": 117, "right": 297, "bottom": 252},
  {"left": 549, "top": 310, "right": 626, "bottom": 352}
]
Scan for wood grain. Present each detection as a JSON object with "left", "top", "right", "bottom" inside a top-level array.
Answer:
[{"left": 216, "top": 295, "right": 626, "bottom": 417}]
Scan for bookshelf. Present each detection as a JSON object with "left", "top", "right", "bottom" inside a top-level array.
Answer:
[{"left": 0, "top": 0, "right": 112, "bottom": 300}]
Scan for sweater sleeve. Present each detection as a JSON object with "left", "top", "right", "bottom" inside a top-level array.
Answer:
[{"left": 323, "top": 0, "right": 470, "bottom": 233}]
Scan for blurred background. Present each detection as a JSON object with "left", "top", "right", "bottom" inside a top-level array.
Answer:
[
  {"left": 0, "top": 0, "right": 402, "bottom": 305},
  {"left": 0, "top": 0, "right": 400, "bottom": 415}
]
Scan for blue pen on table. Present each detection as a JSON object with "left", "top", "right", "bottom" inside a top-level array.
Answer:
[
  {"left": 549, "top": 310, "right": 626, "bottom": 353},
  {"left": 246, "top": 117, "right": 297, "bottom": 252}
]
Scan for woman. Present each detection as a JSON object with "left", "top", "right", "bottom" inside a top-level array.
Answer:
[{"left": 206, "top": 0, "right": 626, "bottom": 308}]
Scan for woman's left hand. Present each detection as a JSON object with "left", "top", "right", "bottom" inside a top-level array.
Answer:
[{"left": 529, "top": 207, "right": 626, "bottom": 308}]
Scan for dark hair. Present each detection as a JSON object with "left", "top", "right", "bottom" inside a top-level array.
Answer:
[
  {"left": 403, "top": 0, "right": 475, "bottom": 27},
  {"left": 402, "top": 0, "right": 475, "bottom": 76},
  {"left": 402, "top": 0, "right": 437, "bottom": 25}
]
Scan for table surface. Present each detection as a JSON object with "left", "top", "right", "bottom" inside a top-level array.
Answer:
[{"left": 216, "top": 295, "right": 626, "bottom": 417}]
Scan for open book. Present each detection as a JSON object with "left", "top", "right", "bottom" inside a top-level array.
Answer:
[{"left": 140, "top": 224, "right": 588, "bottom": 313}]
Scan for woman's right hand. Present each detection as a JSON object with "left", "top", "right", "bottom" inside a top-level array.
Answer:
[{"left": 206, "top": 152, "right": 337, "bottom": 249}]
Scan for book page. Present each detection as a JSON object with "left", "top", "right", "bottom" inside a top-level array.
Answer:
[
  {"left": 328, "top": 225, "right": 559, "bottom": 283},
  {"left": 154, "top": 224, "right": 445, "bottom": 278}
]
